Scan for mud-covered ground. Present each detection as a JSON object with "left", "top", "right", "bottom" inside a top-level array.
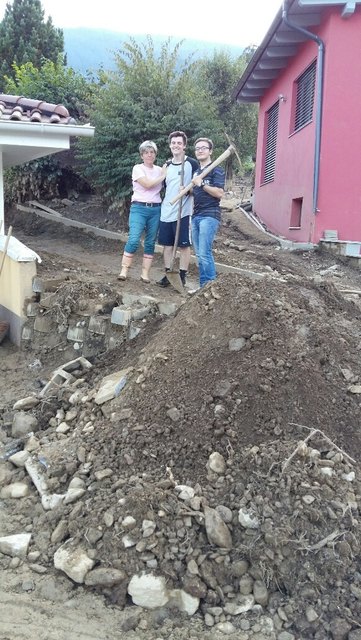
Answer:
[{"left": 1, "top": 197, "right": 361, "bottom": 640}]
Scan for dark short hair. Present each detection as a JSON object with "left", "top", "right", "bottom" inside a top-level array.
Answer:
[
  {"left": 195, "top": 137, "right": 213, "bottom": 151},
  {"left": 168, "top": 130, "right": 187, "bottom": 145}
]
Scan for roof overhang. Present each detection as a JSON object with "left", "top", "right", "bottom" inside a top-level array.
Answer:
[
  {"left": 233, "top": 0, "right": 361, "bottom": 103},
  {"left": 0, "top": 120, "right": 94, "bottom": 168}
]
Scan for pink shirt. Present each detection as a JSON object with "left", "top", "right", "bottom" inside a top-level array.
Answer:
[{"left": 131, "top": 164, "right": 163, "bottom": 203}]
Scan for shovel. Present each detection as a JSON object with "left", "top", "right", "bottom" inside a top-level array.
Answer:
[
  {"left": 166, "top": 158, "right": 186, "bottom": 294},
  {"left": 0, "top": 225, "right": 13, "bottom": 279}
]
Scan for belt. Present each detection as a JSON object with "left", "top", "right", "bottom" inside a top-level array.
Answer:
[{"left": 132, "top": 201, "right": 161, "bottom": 208}]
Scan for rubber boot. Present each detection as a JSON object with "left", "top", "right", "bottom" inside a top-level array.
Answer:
[
  {"left": 141, "top": 254, "right": 153, "bottom": 283},
  {"left": 118, "top": 252, "right": 133, "bottom": 280}
]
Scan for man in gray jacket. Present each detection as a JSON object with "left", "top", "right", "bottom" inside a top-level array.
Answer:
[{"left": 157, "top": 130, "right": 198, "bottom": 287}]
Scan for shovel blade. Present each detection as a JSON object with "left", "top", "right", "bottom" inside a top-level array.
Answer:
[{"left": 166, "top": 270, "right": 184, "bottom": 294}]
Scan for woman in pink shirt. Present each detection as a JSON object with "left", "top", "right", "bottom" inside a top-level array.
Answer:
[{"left": 119, "top": 141, "right": 167, "bottom": 283}]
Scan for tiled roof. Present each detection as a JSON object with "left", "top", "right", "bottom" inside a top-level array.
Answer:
[{"left": 0, "top": 94, "right": 77, "bottom": 125}]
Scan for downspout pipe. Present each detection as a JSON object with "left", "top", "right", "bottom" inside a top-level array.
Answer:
[{"left": 282, "top": 0, "right": 325, "bottom": 213}]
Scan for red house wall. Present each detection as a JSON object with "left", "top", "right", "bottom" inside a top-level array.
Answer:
[
  {"left": 315, "top": 10, "right": 361, "bottom": 242},
  {"left": 254, "top": 7, "right": 361, "bottom": 244}
]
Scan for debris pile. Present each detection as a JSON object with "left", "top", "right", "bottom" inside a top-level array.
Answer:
[{"left": 1, "top": 273, "right": 361, "bottom": 639}]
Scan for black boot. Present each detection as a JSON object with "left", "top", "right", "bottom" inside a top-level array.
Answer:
[
  {"left": 156, "top": 273, "right": 170, "bottom": 287},
  {"left": 179, "top": 269, "right": 187, "bottom": 286}
]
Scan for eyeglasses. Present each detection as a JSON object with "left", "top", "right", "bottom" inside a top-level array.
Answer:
[{"left": 195, "top": 146, "right": 210, "bottom": 152}]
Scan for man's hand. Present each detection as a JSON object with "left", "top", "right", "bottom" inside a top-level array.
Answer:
[{"left": 192, "top": 175, "right": 203, "bottom": 187}]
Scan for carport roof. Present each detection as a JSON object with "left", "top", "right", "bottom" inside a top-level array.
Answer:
[
  {"left": 232, "top": 0, "right": 361, "bottom": 103},
  {"left": 0, "top": 93, "right": 94, "bottom": 168}
]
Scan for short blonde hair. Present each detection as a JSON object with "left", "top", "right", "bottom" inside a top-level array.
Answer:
[{"left": 139, "top": 140, "right": 158, "bottom": 154}]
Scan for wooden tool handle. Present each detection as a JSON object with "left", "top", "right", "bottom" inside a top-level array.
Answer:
[
  {"left": 170, "top": 145, "right": 234, "bottom": 205},
  {"left": 170, "top": 158, "right": 185, "bottom": 269},
  {"left": 0, "top": 225, "right": 13, "bottom": 279}
]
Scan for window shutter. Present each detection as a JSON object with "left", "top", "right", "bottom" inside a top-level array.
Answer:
[
  {"left": 263, "top": 101, "right": 279, "bottom": 184},
  {"left": 294, "top": 60, "right": 316, "bottom": 132}
]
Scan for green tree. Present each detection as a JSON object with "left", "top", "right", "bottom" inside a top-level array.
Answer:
[
  {"left": 4, "top": 55, "right": 94, "bottom": 119},
  {"left": 77, "top": 37, "right": 223, "bottom": 206},
  {"left": 195, "top": 47, "right": 259, "bottom": 162},
  {"left": 0, "top": 0, "right": 64, "bottom": 86},
  {"left": 3, "top": 56, "right": 95, "bottom": 203}
]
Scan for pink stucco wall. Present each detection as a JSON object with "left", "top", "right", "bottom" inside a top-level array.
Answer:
[{"left": 254, "top": 6, "right": 361, "bottom": 244}]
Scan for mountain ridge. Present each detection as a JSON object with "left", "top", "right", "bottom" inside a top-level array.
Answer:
[{"left": 63, "top": 28, "right": 245, "bottom": 74}]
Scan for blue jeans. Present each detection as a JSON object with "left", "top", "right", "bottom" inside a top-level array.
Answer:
[
  {"left": 124, "top": 203, "right": 161, "bottom": 255},
  {"left": 191, "top": 215, "right": 220, "bottom": 287}
]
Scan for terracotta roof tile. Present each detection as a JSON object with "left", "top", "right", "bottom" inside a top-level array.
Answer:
[{"left": 0, "top": 94, "right": 77, "bottom": 125}]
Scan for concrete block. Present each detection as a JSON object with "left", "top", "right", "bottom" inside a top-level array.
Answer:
[
  {"left": 33, "top": 276, "right": 66, "bottom": 293},
  {"left": 22, "top": 325, "right": 33, "bottom": 341},
  {"left": 61, "top": 356, "right": 93, "bottom": 374},
  {"left": 26, "top": 302, "right": 39, "bottom": 317},
  {"left": 111, "top": 307, "right": 132, "bottom": 326},
  {"left": 67, "top": 326, "right": 86, "bottom": 342},
  {"left": 88, "top": 315, "right": 110, "bottom": 335},
  {"left": 39, "top": 370, "right": 75, "bottom": 398},
  {"left": 34, "top": 314, "right": 56, "bottom": 333},
  {"left": 40, "top": 292, "right": 57, "bottom": 309},
  {"left": 131, "top": 306, "right": 152, "bottom": 321},
  {"left": 122, "top": 293, "right": 158, "bottom": 306},
  {"left": 157, "top": 302, "right": 179, "bottom": 316},
  {"left": 32, "top": 276, "right": 44, "bottom": 293}
]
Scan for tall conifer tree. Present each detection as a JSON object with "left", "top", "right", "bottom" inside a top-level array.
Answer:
[{"left": 0, "top": 0, "right": 64, "bottom": 85}]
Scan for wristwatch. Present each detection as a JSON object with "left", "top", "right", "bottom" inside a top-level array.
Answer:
[{"left": 201, "top": 179, "right": 206, "bottom": 187}]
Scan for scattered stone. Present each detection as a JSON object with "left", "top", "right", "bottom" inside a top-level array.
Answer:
[
  {"left": 228, "top": 338, "right": 246, "bottom": 351},
  {"left": 0, "top": 482, "right": 29, "bottom": 498},
  {"left": 84, "top": 567, "right": 126, "bottom": 587},
  {"left": 204, "top": 506, "right": 232, "bottom": 549},
  {"left": 12, "top": 411, "right": 38, "bottom": 437},
  {"left": 13, "top": 396, "right": 40, "bottom": 411},
  {"left": 0, "top": 533, "right": 31, "bottom": 558},
  {"left": 208, "top": 451, "right": 226, "bottom": 474},
  {"left": 128, "top": 573, "right": 169, "bottom": 608},
  {"left": 54, "top": 541, "right": 94, "bottom": 584}
]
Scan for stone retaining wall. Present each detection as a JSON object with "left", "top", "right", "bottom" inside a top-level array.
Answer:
[{"left": 21, "top": 276, "right": 180, "bottom": 358}]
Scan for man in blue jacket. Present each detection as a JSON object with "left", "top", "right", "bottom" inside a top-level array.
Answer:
[{"left": 191, "top": 138, "right": 225, "bottom": 287}]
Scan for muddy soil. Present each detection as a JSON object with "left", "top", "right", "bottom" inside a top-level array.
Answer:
[{"left": 1, "top": 197, "right": 361, "bottom": 640}]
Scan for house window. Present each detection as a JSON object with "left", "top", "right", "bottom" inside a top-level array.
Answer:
[
  {"left": 290, "top": 197, "right": 303, "bottom": 228},
  {"left": 294, "top": 60, "right": 316, "bottom": 132},
  {"left": 263, "top": 101, "right": 279, "bottom": 184}
]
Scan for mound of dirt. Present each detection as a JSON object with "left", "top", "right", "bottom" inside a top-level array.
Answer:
[{"left": 2, "top": 271, "right": 361, "bottom": 638}]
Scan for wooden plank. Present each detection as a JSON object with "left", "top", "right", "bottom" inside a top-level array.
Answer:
[{"left": 28, "top": 201, "right": 63, "bottom": 217}]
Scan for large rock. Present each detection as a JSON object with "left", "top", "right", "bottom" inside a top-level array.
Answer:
[
  {"left": 0, "top": 533, "right": 31, "bottom": 557},
  {"left": 54, "top": 540, "right": 94, "bottom": 583},
  {"left": 85, "top": 567, "right": 127, "bottom": 587},
  {"left": 12, "top": 411, "right": 38, "bottom": 437},
  {"left": 204, "top": 506, "right": 232, "bottom": 549},
  {"left": 128, "top": 573, "right": 169, "bottom": 609},
  {"left": 0, "top": 482, "right": 29, "bottom": 498},
  {"left": 13, "top": 396, "right": 40, "bottom": 411}
]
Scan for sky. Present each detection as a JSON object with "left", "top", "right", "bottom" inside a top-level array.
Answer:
[{"left": 0, "top": 0, "right": 282, "bottom": 47}]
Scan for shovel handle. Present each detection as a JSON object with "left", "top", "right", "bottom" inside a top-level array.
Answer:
[
  {"left": 170, "top": 145, "right": 235, "bottom": 206},
  {"left": 0, "top": 225, "right": 13, "bottom": 279},
  {"left": 170, "top": 158, "right": 185, "bottom": 269}
]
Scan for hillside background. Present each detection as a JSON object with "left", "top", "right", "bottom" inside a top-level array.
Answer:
[{"left": 63, "top": 28, "right": 245, "bottom": 74}]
